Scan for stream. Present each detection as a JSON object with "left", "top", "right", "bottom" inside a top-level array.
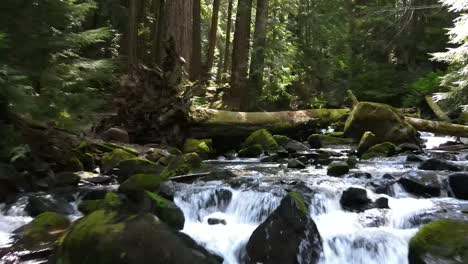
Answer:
[{"left": 1, "top": 133, "right": 467, "bottom": 264}]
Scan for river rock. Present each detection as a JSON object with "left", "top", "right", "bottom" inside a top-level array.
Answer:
[
  {"left": 361, "top": 142, "right": 397, "bottom": 159},
  {"left": 208, "top": 218, "right": 227, "bottom": 225},
  {"left": 409, "top": 219, "right": 468, "bottom": 264},
  {"left": 340, "top": 188, "right": 372, "bottom": 212},
  {"left": 288, "top": 159, "right": 307, "bottom": 169},
  {"left": 245, "top": 192, "right": 322, "bottom": 264},
  {"left": 241, "top": 129, "right": 279, "bottom": 152},
  {"left": 183, "top": 138, "right": 213, "bottom": 158},
  {"left": 448, "top": 173, "right": 468, "bottom": 200},
  {"left": 238, "top": 144, "right": 264, "bottom": 158},
  {"left": 115, "top": 158, "right": 165, "bottom": 182},
  {"left": 344, "top": 102, "right": 418, "bottom": 144},
  {"left": 307, "top": 134, "right": 322, "bottom": 149},
  {"left": 101, "top": 148, "right": 137, "bottom": 172},
  {"left": 397, "top": 143, "right": 422, "bottom": 154},
  {"left": 407, "top": 155, "right": 424, "bottom": 162},
  {"left": 357, "top": 131, "right": 379, "bottom": 155},
  {"left": 25, "top": 194, "right": 75, "bottom": 216},
  {"left": 48, "top": 172, "right": 80, "bottom": 187},
  {"left": 419, "top": 158, "right": 462, "bottom": 171},
  {"left": 327, "top": 161, "right": 350, "bottom": 177},
  {"left": 53, "top": 210, "right": 222, "bottom": 264},
  {"left": 102, "top": 127, "right": 130, "bottom": 143},
  {"left": 397, "top": 172, "right": 441, "bottom": 197},
  {"left": 146, "top": 192, "right": 185, "bottom": 230}
]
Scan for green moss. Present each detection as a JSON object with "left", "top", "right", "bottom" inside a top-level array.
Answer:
[
  {"left": 65, "top": 156, "right": 84, "bottom": 172},
  {"left": 273, "top": 135, "right": 290, "bottom": 146},
  {"left": 80, "top": 153, "right": 96, "bottom": 171},
  {"left": 119, "top": 173, "right": 164, "bottom": 194},
  {"left": 146, "top": 191, "right": 184, "bottom": 230},
  {"left": 168, "top": 147, "right": 182, "bottom": 155},
  {"left": 361, "top": 142, "right": 396, "bottom": 159},
  {"left": 288, "top": 192, "right": 308, "bottom": 215},
  {"left": 161, "top": 153, "right": 203, "bottom": 178},
  {"left": 238, "top": 144, "right": 264, "bottom": 158},
  {"left": 78, "top": 200, "right": 104, "bottom": 215},
  {"left": 357, "top": 131, "right": 379, "bottom": 154},
  {"left": 183, "top": 138, "right": 213, "bottom": 158},
  {"left": 101, "top": 143, "right": 139, "bottom": 156},
  {"left": 101, "top": 148, "right": 136, "bottom": 172},
  {"left": 242, "top": 129, "right": 278, "bottom": 150},
  {"left": 328, "top": 132, "right": 345, "bottom": 137},
  {"left": 104, "top": 192, "right": 122, "bottom": 208},
  {"left": 116, "top": 158, "right": 164, "bottom": 181},
  {"left": 409, "top": 219, "right": 468, "bottom": 264},
  {"left": 21, "top": 212, "right": 70, "bottom": 242},
  {"left": 146, "top": 148, "right": 169, "bottom": 163}
]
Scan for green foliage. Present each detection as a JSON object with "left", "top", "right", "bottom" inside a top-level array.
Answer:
[{"left": 402, "top": 72, "right": 446, "bottom": 107}]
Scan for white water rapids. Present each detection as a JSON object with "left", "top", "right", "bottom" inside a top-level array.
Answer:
[{"left": 0, "top": 133, "right": 466, "bottom": 264}]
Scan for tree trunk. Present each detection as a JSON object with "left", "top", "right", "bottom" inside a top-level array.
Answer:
[
  {"left": 406, "top": 117, "right": 468, "bottom": 138},
  {"left": 424, "top": 96, "right": 450, "bottom": 122},
  {"left": 190, "top": 0, "right": 202, "bottom": 80},
  {"left": 228, "top": 0, "right": 253, "bottom": 110},
  {"left": 160, "top": 0, "right": 193, "bottom": 70},
  {"left": 128, "top": 0, "right": 139, "bottom": 68},
  {"left": 204, "top": 0, "right": 221, "bottom": 81},
  {"left": 247, "top": 0, "right": 269, "bottom": 111},
  {"left": 222, "top": 0, "right": 234, "bottom": 80},
  {"left": 152, "top": 0, "right": 165, "bottom": 64}
]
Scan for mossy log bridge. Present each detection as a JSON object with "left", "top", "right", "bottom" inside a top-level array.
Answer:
[{"left": 190, "top": 108, "right": 468, "bottom": 139}]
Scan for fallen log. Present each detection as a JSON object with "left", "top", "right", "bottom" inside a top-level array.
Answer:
[
  {"left": 424, "top": 96, "right": 450, "bottom": 122},
  {"left": 190, "top": 108, "right": 350, "bottom": 138},
  {"left": 406, "top": 117, "right": 468, "bottom": 138}
]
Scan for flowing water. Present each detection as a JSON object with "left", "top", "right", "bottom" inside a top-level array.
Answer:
[{"left": 0, "top": 133, "right": 467, "bottom": 264}]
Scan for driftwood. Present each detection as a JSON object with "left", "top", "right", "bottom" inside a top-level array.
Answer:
[{"left": 424, "top": 96, "right": 450, "bottom": 121}]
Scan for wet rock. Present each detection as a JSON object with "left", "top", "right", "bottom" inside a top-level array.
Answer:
[
  {"left": 397, "top": 173, "right": 441, "bottom": 197},
  {"left": 119, "top": 173, "right": 165, "bottom": 197},
  {"left": 327, "top": 161, "right": 350, "bottom": 177},
  {"left": 48, "top": 172, "right": 80, "bottom": 187},
  {"left": 397, "top": 143, "right": 422, "bottom": 154},
  {"left": 53, "top": 210, "right": 222, "bottom": 264},
  {"left": 367, "top": 179, "right": 394, "bottom": 195},
  {"left": 146, "top": 192, "right": 185, "bottom": 230},
  {"left": 276, "top": 147, "right": 290, "bottom": 158},
  {"left": 344, "top": 102, "right": 418, "bottom": 144},
  {"left": 348, "top": 172, "right": 372, "bottom": 179},
  {"left": 83, "top": 175, "right": 113, "bottom": 184},
  {"left": 307, "top": 134, "right": 322, "bottom": 149},
  {"left": 361, "top": 142, "right": 397, "bottom": 160},
  {"left": 340, "top": 188, "right": 372, "bottom": 212},
  {"left": 25, "top": 194, "right": 74, "bottom": 216},
  {"left": 419, "top": 158, "right": 462, "bottom": 172},
  {"left": 285, "top": 140, "right": 311, "bottom": 153},
  {"left": 287, "top": 159, "right": 307, "bottom": 169},
  {"left": 157, "top": 181, "right": 187, "bottom": 201},
  {"left": 373, "top": 197, "right": 389, "bottom": 209},
  {"left": 347, "top": 156, "right": 359, "bottom": 168},
  {"left": 115, "top": 158, "right": 165, "bottom": 182},
  {"left": 208, "top": 218, "right": 226, "bottom": 225},
  {"left": 409, "top": 219, "right": 468, "bottom": 264},
  {"left": 245, "top": 192, "right": 322, "bottom": 264},
  {"left": 407, "top": 155, "right": 424, "bottom": 162},
  {"left": 101, "top": 148, "right": 137, "bottom": 172},
  {"left": 224, "top": 150, "right": 237, "bottom": 160},
  {"left": 357, "top": 131, "right": 379, "bottom": 155},
  {"left": 429, "top": 152, "right": 458, "bottom": 161},
  {"left": 448, "top": 173, "right": 468, "bottom": 200},
  {"left": 260, "top": 154, "right": 279, "bottom": 163},
  {"left": 242, "top": 129, "right": 279, "bottom": 152},
  {"left": 146, "top": 148, "right": 172, "bottom": 163},
  {"left": 102, "top": 127, "right": 129, "bottom": 143},
  {"left": 238, "top": 144, "right": 264, "bottom": 158}
]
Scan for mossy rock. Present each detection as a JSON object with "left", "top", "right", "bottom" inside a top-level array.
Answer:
[
  {"left": 409, "top": 219, "right": 468, "bottom": 264},
  {"left": 116, "top": 158, "right": 164, "bottom": 182},
  {"left": 80, "top": 153, "right": 96, "bottom": 171},
  {"left": 344, "top": 102, "right": 417, "bottom": 144},
  {"left": 146, "top": 148, "right": 171, "bottom": 163},
  {"left": 119, "top": 174, "right": 165, "bottom": 195},
  {"left": 327, "top": 161, "right": 350, "bottom": 176},
  {"left": 241, "top": 129, "right": 278, "bottom": 151},
  {"left": 15, "top": 212, "right": 70, "bottom": 244},
  {"left": 238, "top": 144, "right": 264, "bottom": 158},
  {"left": 309, "top": 134, "right": 354, "bottom": 147},
  {"left": 146, "top": 191, "right": 185, "bottom": 230},
  {"left": 168, "top": 147, "right": 183, "bottom": 156},
  {"left": 161, "top": 153, "right": 203, "bottom": 178},
  {"left": 183, "top": 138, "right": 213, "bottom": 158},
  {"left": 273, "top": 135, "right": 290, "bottom": 146},
  {"left": 288, "top": 191, "right": 308, "bottom": 215},
  {"left": 101, "top": 143, "right": 139, "bottom": 156},
  {"left": 361, "top": 142, "right": 396, "bottom": 160},
  {"left": 64, "top": 156, "right": 84, "bottom": 172},
  {"left": 50, "top": 172, "right": 81, "bottom": 187},
  {"left": 78, "top": 200, "right": 104, "bottom": 215},
  {"left": 54, "top": 210, "right": 221, "bottom": 264},
  {"left": 101, "top": 149, "right": 137, "bottom": 172},
  {"left": 104, "top": 192, "right": 122, "bottom": 208},
  {"left": 357, "top": 131, "right": 379, "bottom": 155}
]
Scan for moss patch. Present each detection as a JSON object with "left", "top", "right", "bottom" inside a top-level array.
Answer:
[
  {"left": 241, "top": 129, "right": 278, "bottom": 151},
  {"left": 116, "top": 158, "right": 164, "bottom": 182},
  {"left": 273, "top": 135, "right": 289, "bottom": 146},
  {"left": 288, "top": 192, "right": 308, "bottom": 215},
  {"left": 119, "top": 173, "right": 165, "bottom": 194},
  {"left": 78, "top": 200, "right": 104, "bottom": 215},
  {"left": 183, "top": 138, "right": 213, "bottom": 158},
  {"left": 361, "top": 142, "right": 396, "bottom": 160},
  {"left": 238, "top": 144, "right": 264, "bottom": 158},
  {"left": 19, "top": 212, "right": 70, "bottom": 243},
  {"left": 146, "top": 191, "right": 184, "bottom": 230},
  {"left": 357, "top": 131, "right": 379, "bottom": 154},
  {"left": 101, "top": 148, "right": 136, "bottom": 172}
]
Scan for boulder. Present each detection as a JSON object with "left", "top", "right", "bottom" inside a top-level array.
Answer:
[
  {"left": 101, "top": 149, "right": 137, "bottom": 172},
  {"left": 25, "top": 195, "right": 74, "bottom": 216},
  {"left": 340, "top": 188, "right": 372, "bottom": 212},
  {"left": 448, "top": 173, "right": 468, "bottom": 200},
  {"left": 53, "top": 210, "right": 222, "bottom": 264},
  {"left": 307, "top": 134, "right": 322, "bottom": 149},
  {"left": 419, "top": 158, "right": 462, "bottom": 172},
  {"left": 398, "top": 143, "right": 422, "bottom": 154},
  {"left": 361, "top": 142, "right": 397, "bottom": 160},
  {"left": 274, "top": 135, "right": 311, "bottom": 153},
  {"left": 102, "top": 127, "right": 130, "bottom": 143},
  {"left": 327, "top": 161, "right": 350, "bottom": 177},
  {"left": 116, "top": 158, "right": 164, "bottom": 182},
  {"left": 344, "top": 102, "right": 418, "bottom": 144},
  {"left": 146, "top": 192, "right": 185, "bottom": 230},
  {"left": 397, "top": 173, "right": 441, "bottom": 198},
  {"left": 245, "top": 192, "right": 322, "bottom": 264},
  {"left": 409, "top": 219, "right": 468, "bottom": 264},
  {"left": 160, "top": 153, "right": 203, "bottom": 178},
  {"left": 146, "top": 148, "right": 172, "bottom": 163},
  {"left": 238, "top": 144, "right": 264, "bottom": 158},
  {"left": 288, "top": 159, "right": 307, "bottom": 169},
  {"left": 241, "top": 129, "right": 278, "bottom": 151},
  {"left": 119, "top": 174, "right": 165, "bottom": 196},
  {"left": 208, "top": 218, "right": 226, "bottom": 225},
  {"left": 357, "top": 131, "right": 379, "bottom": 155},
  {"left": 183, "top": 138, "right": 213, "bottom": 158},
  {"left": 48, "top": 172, "right": 80, "bottom": 187},
  {"left": 407, "top": 155, "right": 424, "bottom": 162}
]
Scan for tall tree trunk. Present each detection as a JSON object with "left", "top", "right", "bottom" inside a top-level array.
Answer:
[
  {"left": 190, "top": 0, "right": 202, "bottom": 81},
  {"left": 204, "top": 0, "right": 221, "bottom": 81},
  {"left": 247, "top": 0, "right": 269, "bottom": 111},
  {"left": 160, "top": 0, "right": 193, "bottom": 70},
  {"left": 229, "top": 0, "right": 252, "bottom": 110},
  {"left": 345, "top": 0, "right": 355, "bottom": 86},
  {"left": 222, "top": 0, "right": 234, "bottom": 80},
  {"left": 128, "top": 0, "right": 139, "bottom": 69},
  {"left": 152, "top": 0, "right": 165, "bottom": 65}
]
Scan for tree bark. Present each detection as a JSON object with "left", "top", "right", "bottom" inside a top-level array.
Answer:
[
  {"left": 128, "top": 0, "right": 139, "bottom": 69},
  {"left": 190, "top": 0, "right": 202, "bottom": 80},
  {"left": 247, "top": 0, "right": 269, "bottom": 111},
  {"left": 406, "top": 117, "right": 468, "bottom": 138},
  {"left": 204, "top": 0, "right": 221, "bottom": 81},
  {"left": 222, "top": 0, "right": 234, "bottom": 79},
  {"left": 152, "top": 0, "right": 165, "bottom": 64},
  {"left": 228, "top": 0, "right": 253, "bottom": 110},
  {"left": 424, "top": 96, "right": 450, "bottom": 122}
]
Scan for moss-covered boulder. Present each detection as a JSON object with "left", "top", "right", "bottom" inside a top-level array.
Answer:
[
  {"left": 183, "top": 138, "right": 213, "bottom": 158},
  {"left": 64, "top": 156, "right": 84, "bottom": 172},
  {"left": 78, "top": 193, "right": 122, "bottom": 215},
  {"left": 344, "top": 102, "right": 418, "bottom": 144},
  {"left": 238, "top": 144, "right": 264, "bottom": 158},
  {"left": 327, "top": 161, "right": 350, "bottom": 177},
  {"left": 146, "top": 191, "right": 184, "bottom": 230},
  {"left": 14, "top": 212, "right": 70, "bottom": 246},
  {"left": 116, "top": 158, "right": 164, "bottom": 182},
  {"left": 160, "top": 153, "right": 203, "bottom": 178},
  {"left": 101, "top": 149, "right": 137, "bottom": 172},
  {"left": 241, "top": 129, "right": 278, "bottom": 151},
  {"left": 361, "top": 142, "right": 397, "bottom": 160},
  {"left": 146, "top": 148, "right": 171, "bottom": 163},
  {"left": 54, "top": 210, "right": 221, "bottom": 264},
  {"left": 273, "top": 135, "right": 289, "bottom": 146},
  {"left": 308, "top": 134, "right": 353, "bottom": 148},
  {"left": 119, "top": 174, "right": 165, "bottom": 195},
  {"left": 409, "top": 219, "right": 468, "bottom": 264},
  {"left": 357, "top": 131, "right": 379, "bottom": 155}
]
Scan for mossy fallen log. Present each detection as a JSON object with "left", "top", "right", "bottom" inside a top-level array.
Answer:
[
  {"left": 424, "top": 96, "right": 450, "bottom": 121},
  {"left": 406, "top": 117, "right": 468, "bottom": 138},
  {"left": 190, "top": 108, "right": 350, "bottom": 138}
]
